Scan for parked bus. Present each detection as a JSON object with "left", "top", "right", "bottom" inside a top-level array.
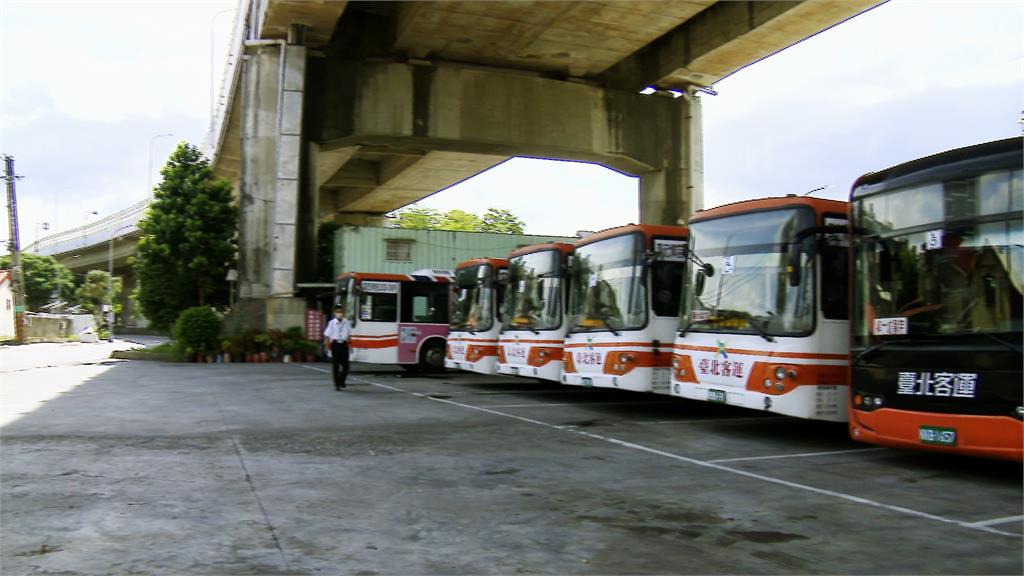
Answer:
[
  {"left": 562, "top": 225, "right": 689, "bottom": 394},
  {"left": 335, "top": 270, "right": 452, "bottom": 371},
  {"left": 496, "top": 242, "right": 575, "bottom": 382},
  {"left": 446, "top": 258, "right": 509, "bottom": 375},
  {"left": 671, "top": 197, "right": 850, "bottom": 421},
  {"left": 849, "top": 137, "right": 1022, "bottom": 460}
]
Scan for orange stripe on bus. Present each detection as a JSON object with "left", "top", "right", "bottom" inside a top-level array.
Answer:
[
  {"left": 351, "top": 338, "right": 398, "bottom": 349},
  {"left": 565, "top": 341, "right": 672, "bottom": 349},
  {"left": 673, "top": 343, "right": 848, "bottom": 361},
  {"left": 499, "top": 337, "right": 564, "bottom": 344}
]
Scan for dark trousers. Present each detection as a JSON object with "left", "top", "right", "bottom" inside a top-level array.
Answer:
[{"left": 331, "top": 341, "right": 350, "bottom": 387}]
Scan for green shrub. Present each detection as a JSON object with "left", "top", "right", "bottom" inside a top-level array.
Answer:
[{"left": 172, "top": 306, "right": 221, "bottom": 356}]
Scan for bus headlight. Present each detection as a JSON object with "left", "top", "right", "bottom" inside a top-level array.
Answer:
[
  {"left": 1014, "top": 406, "right": 1024, "bottom": 420},
  {"left": 774, "top": 367, "right": 786, "bottom": 380}
]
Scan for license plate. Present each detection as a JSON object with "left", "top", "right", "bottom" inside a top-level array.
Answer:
[
  {"left": 707, "top": 389, "right": 727, "bottom": 403},
  {"left": 582, "top": 377, "right": 593, "bottom": 387},
  {"left": 919, "top": 426, "right": 957, "bottom": 446},
  {"left": 510, "top": 367, "right": 519, "bottom": 376}
]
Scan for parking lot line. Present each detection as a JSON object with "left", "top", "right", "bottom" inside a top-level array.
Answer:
[
  {"left": 650, "top": 416, "right": 788, "bottom": 425},
  {"left": 485, "top": 401, "right": 665, "bottom": 409},
  {"left": 967, "top": 515, "right": 1024, "bottom": 528},
  {"left": 298, "top": 367, "right": 1022, "bottom": 539},
  {"left": 707, "top": 448, "right": 887, "bottom": 463}
]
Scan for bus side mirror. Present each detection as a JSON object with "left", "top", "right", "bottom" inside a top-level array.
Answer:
[{"left": 694, "top": 263, "right": 713, "bottom": 297}]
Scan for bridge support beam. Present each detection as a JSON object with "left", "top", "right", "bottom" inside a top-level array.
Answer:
[
  {"left": 308, "top": 60, "right": 703, "bottom": 226},
  {"left": 237, "top": 40, "right": 312, "bottom": 330}
]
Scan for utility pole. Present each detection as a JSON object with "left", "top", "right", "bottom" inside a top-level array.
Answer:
[{"left": 3, "top": 154, "right": 26, "bottom": 342}]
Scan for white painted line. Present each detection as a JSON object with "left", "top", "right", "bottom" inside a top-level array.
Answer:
[
  {"left": 650, "top": 416, "right": 788, "bottom": 425},
  {"left": 296, "top": 365, "right": 1021, "bottom": 539},
  {"left": 967, "top": 515, "right": 1024, "bottom": 528},
  {"left": 708, "top": 448, "right": 887, "bottom": 463},
  {"left": 485, "top": 403, "right": 577, "bottom": 408},
  {"left": 485, "top": 400, "right": 666, "bottom": 409}
]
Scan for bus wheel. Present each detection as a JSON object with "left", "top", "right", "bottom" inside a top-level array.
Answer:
[{"left": 420, "top": 342, "right": 446, "bottom": 372}]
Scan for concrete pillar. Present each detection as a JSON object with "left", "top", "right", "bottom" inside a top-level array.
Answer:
[
  {"left": 238, "top": 40, "right": 309, "bottom": 330},
  {"left": 639, "top": 94, "right": 703, "bottom": 227}
]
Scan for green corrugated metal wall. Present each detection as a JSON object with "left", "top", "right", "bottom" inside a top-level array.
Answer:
[{"left": 333, "top": 226, "right": 576, "bottom": 277}]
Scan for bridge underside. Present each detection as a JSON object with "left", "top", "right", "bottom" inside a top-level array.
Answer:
[{"left": 208, "top": 0, "right": 877, "bottom": 328}]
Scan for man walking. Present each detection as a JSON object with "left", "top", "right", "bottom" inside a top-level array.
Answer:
[{"left": 322, "top": 305, "right": 352, "bottom": 390}]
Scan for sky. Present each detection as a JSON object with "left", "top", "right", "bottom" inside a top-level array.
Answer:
[{"left": 1, "top": 0, "right": 1022, "bottom": 248}]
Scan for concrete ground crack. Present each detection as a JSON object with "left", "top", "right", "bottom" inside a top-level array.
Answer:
[{"left": 207, "top": 388, "right": 291, "bottom": 573}]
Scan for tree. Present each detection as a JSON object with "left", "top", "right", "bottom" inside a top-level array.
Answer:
[
  {"left": 392, "top": 206, "right": 441, "bottom": 230},
  {"left": 75, "top": 269, "right": 123, "bottom": 328},
  {"left": 135, "top": 142, "right": 237, "bottom": 330},
  {"left": 438, "top": 209, "right": 483, "bottom": 231},
  {"left": 391, "top": 206, "right": 527, "bottom": 234},
  {"left": 480, "top": 208, "right": 525, "bottom": 234},
  {"left": 0, "top": 253, "right": 74, "bottom": 310}
]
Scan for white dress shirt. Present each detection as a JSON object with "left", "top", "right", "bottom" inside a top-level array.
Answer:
[{"left": 323, "top": 316, "right": 351, "bottom": 343}]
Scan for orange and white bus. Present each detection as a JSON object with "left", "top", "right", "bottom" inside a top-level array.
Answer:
[
  {"left": 336, "top": 270, "right": 452, "bottom": 371},
  {"left": 671, "top": 197, "right": 850, "bottom": 421},
  {"left": 562, "top": 225, "right": 688, "bottom": 394},
  {"left": 496, "top": 242, "right": 575, "bottom": 382},
  {"left": 446, "top": 258, "right": 509, "bottom": 375},
  {"left": 849, "top": 137, "right": 1022, "bottom": 460}
]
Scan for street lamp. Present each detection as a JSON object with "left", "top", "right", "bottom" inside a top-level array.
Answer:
[
  {"left": 34, "top": 221, "right": 49, "bottom": 251},
  {"left": 82, "top": 210, "right": 98, "bottom": 247},
  {"left": 148, "top": 133, "right": 175, "bottom": 197},
  {"left": 107, "top": 224, "right": 134, "bottom": 342}
]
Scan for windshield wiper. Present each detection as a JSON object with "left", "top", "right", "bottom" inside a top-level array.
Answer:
[
  {"left": 746, "top": 315, "right": 775, "bottom": 343},
  {"left": 599, "top": 315, "right": 621, "bottom": 336}
]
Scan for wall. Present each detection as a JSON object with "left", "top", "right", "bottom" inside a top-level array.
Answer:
[{"left": 334, "top": 226, "right": 576, "bottom": 277}]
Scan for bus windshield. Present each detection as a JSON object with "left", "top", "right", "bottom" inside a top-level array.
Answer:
[
  {"left": 682, "top": 207, "right": 816, "bottom": 337},
  {"left": 450, "top": 264, "right": 495, "bottom": 332},
  {"left": 504, "top": 250, "right": 563, "bottom": 332},
  {"left": 568, "top": 233, "right": 647, "bottom": 333},
  {"left": 853, "top": 169, "right": 1023, "bottom": 338}
]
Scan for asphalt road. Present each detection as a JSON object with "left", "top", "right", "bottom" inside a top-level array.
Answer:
[{"left": 1, "top": 353, "right": 1021, "bottom": 574}]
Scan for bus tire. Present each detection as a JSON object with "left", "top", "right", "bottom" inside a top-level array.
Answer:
[{"left": 419, "top": 341, "right": 446, "bottom": 373}]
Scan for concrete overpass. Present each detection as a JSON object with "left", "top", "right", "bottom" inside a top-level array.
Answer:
[
  {"left": 208, "top": 0, "right": 881, "bottom": 328},
  {"left": 25, "top": 200, "right": 145, "bottom": 322}
]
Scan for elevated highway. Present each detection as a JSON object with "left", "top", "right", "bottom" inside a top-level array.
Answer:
[{"left": 105, "top": 0, "right": 882, "bottom": 329}]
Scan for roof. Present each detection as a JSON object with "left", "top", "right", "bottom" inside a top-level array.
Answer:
[
  {"left": 692, "top": 196, "right": 848, "bottom": 222},
  {"left": 336, "top": 271, "right": 451, "bottom": 283},
  {"left": 455, "top": 257, "right": 509, "bottom": 271},
  {"left": 507, "top": 242, "right": 575, "bottom": 259},
  {"left": 851, "top": 137, "right": 1023, "bottom": 197},
  {"left": 573, "top": 224, "right": 688, "bottom": 249}
]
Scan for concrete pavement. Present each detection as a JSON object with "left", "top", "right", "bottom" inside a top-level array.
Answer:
[{"left": 1, "top": 359, "right": 1021, "bottom": 574}]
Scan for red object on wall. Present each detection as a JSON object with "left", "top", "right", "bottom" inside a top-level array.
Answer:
[{"left": 305, "top": 309, "right": 324, "bottom": 341}]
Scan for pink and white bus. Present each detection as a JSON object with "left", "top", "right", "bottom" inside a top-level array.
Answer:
[
  {"left": 336, "top": 270, "right": 451, "bottom": 371},
  {"left": 496, "top": 242, "right": 575, "bottom": 382},
  {"left": 446, "top": 258, "right": 509, "bottom": 375}
]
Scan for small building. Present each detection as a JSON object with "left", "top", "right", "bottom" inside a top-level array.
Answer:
[
  {"left": 0, "top": 270, "right": 15, "bottom": 341},
  {"left": 333, "top": 226, "right": 577, "bottom": 277}
]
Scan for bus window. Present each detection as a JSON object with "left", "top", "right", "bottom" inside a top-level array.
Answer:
[
  {"left": 651, "top": 260, "right": 684, "bottom": 317},
  {"left": 401, "top": 282, "right": 448, "bottom": 323},
  {"left": 359, "top": 292, "right": 397, "bottom": 322},
  {"left": 821, "top": 243, "right": 849, "bottom": 320}
]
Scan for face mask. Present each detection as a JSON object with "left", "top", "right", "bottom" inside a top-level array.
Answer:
[{"left": 335, "top": 313, "right": 344, "bottom": 320}]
